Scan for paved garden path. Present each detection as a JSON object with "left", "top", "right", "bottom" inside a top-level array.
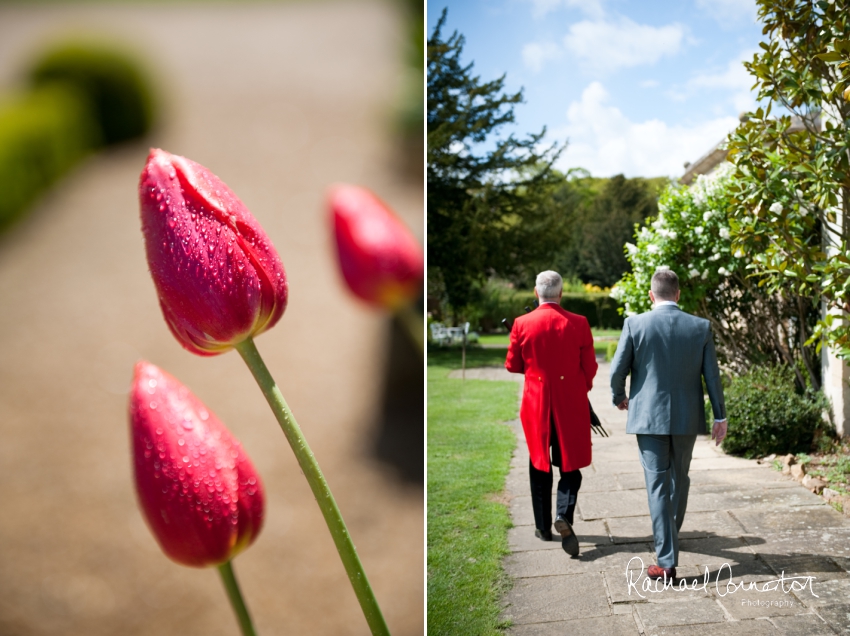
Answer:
[
  {"left": 453, "top": 362, "right": 850, "bottom": 635},
  {"left": 0, "top": 4, "right": 422, "bottom": 635}
]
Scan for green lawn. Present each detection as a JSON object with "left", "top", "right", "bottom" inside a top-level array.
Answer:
[
  {"left": 476, "top": 329, "right": 620, "bottom": 356},
  {"left": 427, "top": 350, "right": 519, "bottom": 634}
]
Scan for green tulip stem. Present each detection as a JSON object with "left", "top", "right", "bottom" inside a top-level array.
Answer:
[
  {"left": 395, "top": 302, "right": 423, "bottom": 354},
  {"left": 234, "top": 338, "right": 390, "bottom": 636},
  {"left": 217, "top": 560, "right": 257, "bottom": 636}
]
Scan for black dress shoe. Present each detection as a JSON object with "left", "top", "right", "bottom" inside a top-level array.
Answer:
[
  {"left": 535, "top": 528, "right": 553, "bottom": 541},
  {"left": 554, "top": 516, "right": 579, "bottom": 557}
]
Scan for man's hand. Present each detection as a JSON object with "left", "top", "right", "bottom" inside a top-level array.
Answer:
[
  {"left": 617, "top": 398, "right": 629, "bottom": 411},
  {"left": 711, "top": 419, "right": 728, "bottom": 446}
]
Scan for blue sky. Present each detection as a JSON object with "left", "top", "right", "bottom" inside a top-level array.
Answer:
[{"left": 428, "top": 0, "right": 764, "bottom": 178}]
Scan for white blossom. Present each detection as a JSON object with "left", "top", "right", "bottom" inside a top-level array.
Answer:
[
  {"left": 626, "top": 311, "right": 637, "bottom": 317},
  {"left": 703, "top": 210, "right": 715, "bottom": 222},
  {"left": 701, "top": 269, "right": 709, "bottom": 279},
  {"left": 719, "top": 228, "right": 730, "bottom": 240},
  {"left": 656, "top": 265, "right": 670, "bottom": 272},
  {"left": 734, "top": 249, "right": 745, "bottom": 258},
  {"left": 709, "top": 253, "right": 721, "bottom": 262},
  {"left": 769, "top": 202, "right": 783, "bottom": 214},
  {"left": 625, "top": 242, "right": 638, "bottom": 255},
  {"left": 689, "top": 268, "right": 700, "bottom": 278},
  {"left": 718, "top": 267, "right": 730, "bottom": 276},
  {"left": 646, "top": 244, "right": 660, "bottom": 254},
  {"left": 668, "top": 231, "right": 677, "bottom": 240},
  {"left": 694, "top": 226, "right": 704, "bottom": 235}
]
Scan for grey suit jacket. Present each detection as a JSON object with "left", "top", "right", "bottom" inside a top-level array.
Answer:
[{"left": 610, "top": 304, "right": 726, "bottom": 435}]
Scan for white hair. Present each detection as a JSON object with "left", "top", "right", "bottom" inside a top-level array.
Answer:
[{"left": 535, "top": 270, "right": 563, "bottom": 301}]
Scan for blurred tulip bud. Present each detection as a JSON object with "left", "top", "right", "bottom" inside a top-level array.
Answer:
[
  {"left": 139, "top": 149, "right": 287, "bottom": 356},
  {"left": 329, "top": 185, "right": 423, "bottom": 311},
  {"left": 130, "top": 361, "right": 264, "bottom": 567}
]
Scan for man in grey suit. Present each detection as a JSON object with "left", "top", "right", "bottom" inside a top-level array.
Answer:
[{"left": 610, "top": 269, "right": 728, "bottom": 580}]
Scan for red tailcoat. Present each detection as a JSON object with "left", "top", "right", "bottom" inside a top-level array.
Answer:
[{"left": 505, "top": 303, "right": 598, "bottom": 472}]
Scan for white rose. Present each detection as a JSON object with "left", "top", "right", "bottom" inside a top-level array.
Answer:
[
  {"left": 769, "top": 202, "right": 783, "bottom": 214},
  {"left": 694, "top": 226, "right": 704, "bottom": 235},
  {"left": 718, "top": 267, "right": 730, "bottom": 276},
  {"left": 689, "top": 268, "right": 700, "bottom": 278},
  {"left": 719, "top": 228, "right": 730, "bottom": 240}
]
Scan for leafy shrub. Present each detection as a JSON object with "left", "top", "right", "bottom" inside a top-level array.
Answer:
[
  {"left": 29, "top": 39, "right": 157, "bottom": 145},
  {"left": 606, "top": 341, "right": 618, "bottom": 362},
  {"left": 0, "top": 83, "right": 99, "bottom": 230},
  {"left": 612, "top": 167, "right": 818, "bottom": 389},
  {"left": 719, "top": 365, "right": 830, "bottom": 459}
]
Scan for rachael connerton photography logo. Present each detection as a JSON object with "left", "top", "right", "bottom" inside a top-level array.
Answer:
[{"left": 624, "top": 557, "right": 818, "bottom": 599}]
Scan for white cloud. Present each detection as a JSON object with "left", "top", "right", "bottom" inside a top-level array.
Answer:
[
  {"left": 524, "top": 0, "right": 605, "bottom": 19},
  {"left": 686, "top": 51, "right": 757, "bottom": 113},
  {"left": 563, "top": 17, "right": 686, "bottom": 73},
  {"left": 640, "top": 79, "right": 659, "bottom": 88},
  {"left": 552, "top": 81, "right": 740, "bottom": 178},
  {"left": 696, "top": 0, "right": 757, "bottom": 26},
  {"left": 522, "top": 41, "right": 562, "bottom": 73}
]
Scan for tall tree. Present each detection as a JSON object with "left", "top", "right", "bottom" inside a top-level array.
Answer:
[
  {"left": 726, "top": 0, "right": 850, "bottom": 356},
  {"left": 553, "top": 174, "right": 661, "bottom": 287},
  {"left": 427, "top": 10, "right": 562, "bottom": 314}
]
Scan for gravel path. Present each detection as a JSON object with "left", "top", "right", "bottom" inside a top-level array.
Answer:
[{"left": 0, "top": 4, "right": 422, "bottom": 635}]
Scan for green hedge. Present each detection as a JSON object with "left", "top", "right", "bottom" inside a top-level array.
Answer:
[
  {"left": 717, "top": 365, "right": 830, "bottom": 459},
  {"left": 470, "top": 289, "right": 624, "bottom": 332},
  {"left": 0, "top": 84, "right": 99, "bottom": 231},
  {"left": 0, "top": 40, "right": 157, "bottom": 232},
  {"left": 29, "top": 39, "right": 157, "bottom": 145}
]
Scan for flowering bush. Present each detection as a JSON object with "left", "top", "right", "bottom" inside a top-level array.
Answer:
[
  {"left": 612, "top": 167, "right": 819, "bottom": 389},
  {"left": 612, "top": 165, "right": 739, "bottom": 316}
]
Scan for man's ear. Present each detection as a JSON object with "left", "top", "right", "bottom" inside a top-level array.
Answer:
[
  {"left": 534, "top": 288, "right": 539, "bottom": 299},
  {"left": 649, "top": 290, "right": 656, "bottom": 305},
  {"left": 675, "top": 290, "right": 681, "bottom": 302}
]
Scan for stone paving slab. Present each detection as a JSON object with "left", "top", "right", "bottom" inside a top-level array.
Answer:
[
  {"left": 607, "top": 510, "right": 747, "bottom": 544},
  {"left": 635, "top": 597, "right": 727, "bottom": 630},
  {"left": 497, "top": 360, "right": 850, "bottom": 635},
  {"left": 510, "top": 614, "right": 641, "bottom": 635},
  {"left": 502, "top": 572, "right": 612, "bottom": 624},
  {"left": 508, "top": 520, "right": 610, "bottom": 552}
]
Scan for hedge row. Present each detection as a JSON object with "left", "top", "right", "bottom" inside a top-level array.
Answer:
[
  {"left": 0, "top": 39, "right": 156, "bottom": 232},
  {"left": 0, "top": 84, "right": 99, "bottom": 231},
  {"left": 471, "top": 290, "right": 624, "bottom": 332}
]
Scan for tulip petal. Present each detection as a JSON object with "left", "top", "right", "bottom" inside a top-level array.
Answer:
[
  {"left": 139, "top": 149, "right": 287, "bottom": 355},
  {"left": 130, "top": 361, "right": 264, "bottom": 567}
]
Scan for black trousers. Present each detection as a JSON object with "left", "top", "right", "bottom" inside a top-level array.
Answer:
[{"left": 529, "top": 419, "right": 582, "bottom": 531}]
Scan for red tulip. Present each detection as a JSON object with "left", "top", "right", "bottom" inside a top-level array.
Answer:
[
  {"left": 130, "top": 361, "right": 265, "bottom": 567},
  {"left": 139, "top": 149, "right": 287, "bottom": 356},
  {"left": 329, "top": 185, "right": 423, "bottom": 310}
]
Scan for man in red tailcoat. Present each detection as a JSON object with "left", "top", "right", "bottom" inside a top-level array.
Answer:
[{"left": 506, "top": 270, "right": 598, "bottom": 556}]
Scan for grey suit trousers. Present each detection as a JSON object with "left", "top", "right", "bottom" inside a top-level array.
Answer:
[{"left": 636, "top": 434, "right": 697, "bottom": 568}]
